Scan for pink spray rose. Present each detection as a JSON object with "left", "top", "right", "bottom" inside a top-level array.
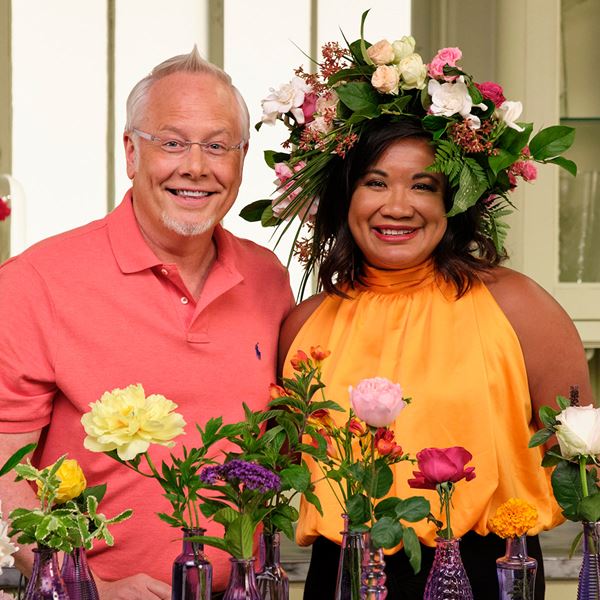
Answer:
[
  {"left": 272, "top": 161, "right": 309, "bottom": 219},
  {"left": 428, "top": 47, "right": 462, "bottom": 80},
  {"left": 474, "top": 81, "right": 505, "bottom": 107},
  {"left": 349, "top": 377, "right": 406, "bottom": 428},
  {"left": 301, "top": 92, "right": 318, "bottom": 124},
  {"left": 408, "top": 446, "right": 476, "bottom": 490}
]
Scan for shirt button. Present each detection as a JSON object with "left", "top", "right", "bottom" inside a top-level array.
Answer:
[
  {"left": 160, "top": 268, "right": 169, "bottom": 276},
  {"left": 181, "top": 297, "right": 189, "bottom": 305}
]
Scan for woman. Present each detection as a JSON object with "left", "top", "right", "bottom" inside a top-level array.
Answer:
[{"left": 276, "top": 118, "right": 592, "bottom": 600}]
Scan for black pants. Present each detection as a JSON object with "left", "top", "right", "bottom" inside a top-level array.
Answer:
[{"left": 303, "top": 531, "right": 545, "bottom": 599}]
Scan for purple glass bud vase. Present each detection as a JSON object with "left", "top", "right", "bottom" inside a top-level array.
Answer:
[
  {"left": 172, "top": 527, "right": 212, "bottom": 600},
  {"left": 424, "top": 537, "right": 473, "bottom": 600},
  {"left": 360, "top": 531, "right": 387, "bottom": 599},
  {"left": 256, "top": 531, "right": 289, "bottom": 599},
  {"left": 25, "top": 545, "right": 70, "bottom": 600},
  {"left": 496, "top": 535, "right": 537, "bottom": 600},
  {"left": 335, "top": 514, "right": 365, "bottom": 600},
  {"left": 577, "top": 521, "right": 600, "bottom": 600},
  {"left": 223, "top": 557, "right": 260, "bottom": 600},
  {"left": 61, "top": 546, "right": 99, "bottom": 600}
]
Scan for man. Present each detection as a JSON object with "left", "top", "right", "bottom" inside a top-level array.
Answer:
[{"left": 0, "top": 49, "right": 294, "bottom": 598}]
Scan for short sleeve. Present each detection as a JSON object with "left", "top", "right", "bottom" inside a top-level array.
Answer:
[{"left": 0, "top": 256, "right": 57, "bottom": 432}]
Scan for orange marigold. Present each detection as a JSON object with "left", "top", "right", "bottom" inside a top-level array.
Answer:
[{"left": 488, "top": 498, "right": 538, "bottom": 538}]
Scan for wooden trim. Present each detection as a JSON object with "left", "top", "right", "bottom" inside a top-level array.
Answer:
[
  {"left": 106, "top": 0, "right": 115, "bottom": 212},
  {"left": 208, "top": 0, "right": 224, "bottom": 68},
  {"left": 0, "top": 0, "right": 12, "bottom": 176}
]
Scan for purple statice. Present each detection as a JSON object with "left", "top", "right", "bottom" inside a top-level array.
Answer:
[{"left": 199, "top": 460, "right": 281, "bottom": 494}]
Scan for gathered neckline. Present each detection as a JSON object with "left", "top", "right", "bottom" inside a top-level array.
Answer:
[{"left": 358, "top": 260, "right": 437, "bottom": 295}]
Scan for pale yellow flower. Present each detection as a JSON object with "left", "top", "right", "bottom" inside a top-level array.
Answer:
[
  {"left": 81, "top": 384, "right": 186, "bottom": 461},
  {"left": 0, "top": 502, "right": 18, "bottom": 575},
  {"left": 36, "top": 458, "right": 87, "bottom": 504},
  {"left": 489, "top": 498, "right": 538, "bottom": 538}
]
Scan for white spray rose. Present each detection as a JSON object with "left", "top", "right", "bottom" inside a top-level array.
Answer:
[
  {"left": 392, "top": 36, "right": 416, "bottom": 63},
  {"left": 428, "top": 77, "right": 486, "bottom": 128},
  {"left": 555, "top": 405, "right": 600, "bottom": 459},
  {"left": 261, "top": 77, "right": 310, "bottom": 125},
  {"left": 0, "top": 503, "right": 18, "bottom": 576},
  {"left": 367, "top": 39, "right": 396, "bottom": 65},
  {"left": 496, "top": 100, "right": 524, "bottom": 132},
  {"left": 398, "top": 53, "right": 427, "bottom": 90},
  {"left": 371, "top": 65, "right": 400, "bottom": 95}
]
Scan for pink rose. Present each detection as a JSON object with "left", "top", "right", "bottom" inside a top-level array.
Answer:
[
  {"left": 349, "top": 377, "right": 406, "bottom": 428},
  {"left": 272, "top": 161, "right": 311, "bottom": 220},
  {"left": 0, "top": 197, "right": 10, "bottom": 221},
  {"left": 301, "top": 92, "right": 318, "bottom": 124},
  {"left": 408, "top": 447, "right": 476, "bottom": 490},
  {"left": 428, "top": 47, "right": 462, "bottom": 80},
  {"left": 519, "top": 161, "right": 538, "bottom": 182},
  {"left": 475, "top": 81, "right": 505, "bottom": 107}
]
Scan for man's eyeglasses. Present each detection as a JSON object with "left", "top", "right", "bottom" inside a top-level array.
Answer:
[{"left": 133, "top": 128, "right": 245, "bottom": 157}]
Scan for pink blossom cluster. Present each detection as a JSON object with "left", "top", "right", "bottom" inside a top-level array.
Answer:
[
  {"left": 428, "top": 47, "right": 462, "bottom": 80},
  {"left": 272, "top": 161, "right": 317, "bottom": 221},
  {"left": 508, "top": 149, "right": 538, "bottom": 188}
]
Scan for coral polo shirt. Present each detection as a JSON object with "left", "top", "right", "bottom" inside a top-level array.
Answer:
[{"left": 0, "top": 191, "right": 294, "bottom": 590}]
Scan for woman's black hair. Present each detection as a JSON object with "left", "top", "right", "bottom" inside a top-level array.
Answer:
[{"left": 312, "top": 116, "right": 506, "bottom": 297}]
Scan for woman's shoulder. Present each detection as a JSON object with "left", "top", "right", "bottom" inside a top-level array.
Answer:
[{"left": 278, "top": 292, "right": 328, "bottom": 374}]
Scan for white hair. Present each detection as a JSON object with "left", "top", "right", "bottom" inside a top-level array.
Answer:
[{"left": 125, "top": 46, "right": 250, "bottom": 142}]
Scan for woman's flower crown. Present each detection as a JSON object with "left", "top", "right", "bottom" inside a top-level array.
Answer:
[{"left": 241, "top": 11, "right": 575, "bottom": 285}]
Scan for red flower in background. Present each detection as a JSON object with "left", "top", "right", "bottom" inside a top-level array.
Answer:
[
  {"left": 475, "top": 81, "right": 506, "bottom": 107},
  {"left": 0, "top": 197, "right": 10, "bottom": 221}
]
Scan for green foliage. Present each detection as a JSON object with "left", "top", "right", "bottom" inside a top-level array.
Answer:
[{"left": 0, "top": 443, "right": 37, "bottom": 477}]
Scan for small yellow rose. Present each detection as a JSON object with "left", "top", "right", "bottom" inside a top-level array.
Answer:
[
  {"left": 81, "top": 384, "right": 186, "bottom": 461},
  {"left": 37, "top": 459, "right": 87, "bottom": 504},
  {"left": 371, "top": 65, "right": 400, "bottom": 95},
  {"left": 367, "top": 39, "right": 396, "bottom": 66}
]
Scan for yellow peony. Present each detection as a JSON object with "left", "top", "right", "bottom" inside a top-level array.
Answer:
[
  {"left": 37, "top": 459, "right": 87, "bottom": 504},
  {"left": 81, "top": 383, "right": 186, "bottom": 461},
  {"left": 488, "top": 498, "right": 538, "bottom": 538}
]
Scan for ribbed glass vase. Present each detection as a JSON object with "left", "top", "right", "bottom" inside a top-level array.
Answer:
[
  {"left": 424, "top": 537, "right": 473, "bottom": 600},
  {"left": 256, "top": 531, "right": 289, "bottom": 599},
  {"left": 25, "top": 545, "right": 70, "bottom": 600},
  {"left": 172, "top": 527, "right": 212, "bottom": 600},
  {"left": 496, "top": 535, "right": 537, "bottom": 600},
  {"left": 335, "top": 514, "right": 365, "bottom": 600},
  {"left": 577, "top": 521, "right": 600, "bottom": 600},
  {"left": 360, "top": 532, "right": 387, "bottom": 599},
  {"left": 223, "top": 557, "right": 260, "bottom": 600},
  {"left": 61, "top": 547, "right": 99, "bottom": 600}
]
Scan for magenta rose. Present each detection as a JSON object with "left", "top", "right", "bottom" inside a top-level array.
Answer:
[
  {"left": 474, "top": 81, "right": 505, "bottom": 107},
  {"left": 0, "top": 197, "right": 10, "bottom": 221},
  {"left": 428, "top": 47, "right": 462, "bottom": 80},
  {"left": 408, "top": 446, "right": 476, "bottom": 490},
  {"left": 301, "top": 92, "right": 318, "bottom": 124},
  {"left": 349, "top": 377, "right": 406, "bottom": 428}
]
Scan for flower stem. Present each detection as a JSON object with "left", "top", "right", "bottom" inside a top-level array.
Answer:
[
  {"left": 580, "top": 455, "right": 589, "bottom": 498},
  {"left": 368, "top": 430, "right": 376, "bottom": 527}
]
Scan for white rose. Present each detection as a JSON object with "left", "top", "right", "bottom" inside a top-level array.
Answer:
[
  {"left": 496, "top": 100, "right": 525, "bottom": 132},
  {"left": 0, "top": 504, "right": 18, "bottom": 576},
  {"left": 555, "top": 405, "right": 600, "bottom": 459},
  {"left": 261, "top": 77, "right": 310, "bottom": 125},
  {"left": 371, "top": 65, "right": 400, "bottom": 95},
  {"left": 428, "top": 77, "right": 486, "bottom": 128},
  {"left": 392, "top": 36, "right": 416, "bottom": 63},
  {"left": 398, "top": 53, "right": 427, "bottom": 90},
  {"left": 367, "top": 39, "right": 396, "bottom": 65}
]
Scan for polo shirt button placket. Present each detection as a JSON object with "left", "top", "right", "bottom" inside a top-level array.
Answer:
[{"left": 180, "top": 297, "right": 189, "bottom": 305}]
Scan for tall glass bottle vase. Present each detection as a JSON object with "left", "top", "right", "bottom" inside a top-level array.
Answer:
[
  {"left": 25, "top": 545, "right": 70, "bottom": 600},
  {"left": 577, "top": 521, "right": 600, "bottom": 600},
  {"left": 61, "top": 547, "right": 99, "bottom": 600},
  {"left": 496, "top": 535, "right": 537, "bottom": 600},
  {"left": 335, "top": 514, "right": 365, "bottom": 600},
  {"left": 256, "top": 531, "right": 289, "bottom": 599},
  {"left": 172, "top": 527, "right": 212, "bottom": 600},
  {"left": 223, "top": 557, "right": 260, "bottom": 600},
  {"left": 360, "top": 532, "right": 387, "bottom": 599},
  {"left": 424, "top": 537, "right": 473, "bottom": 600}
]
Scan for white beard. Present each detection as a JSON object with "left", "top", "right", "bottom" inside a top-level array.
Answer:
[{"left": 161, "top": 212, "right": 215, "bottom": 236}]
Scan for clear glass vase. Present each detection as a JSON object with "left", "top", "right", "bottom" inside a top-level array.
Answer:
[
  {"left": 256, "top": 531, "right": 289, "bottom": 599},
  {"left": 360, "top": 532, "right": 387, "bottom": 599},
  {"left": 171, "top": 527, "right": 212, "bottom": 600},
  {"left": 25, "top": 545, "right": 70, "bottom": 600},
  {"left": 577, "top": 521, "right": 600, "bottom": 600},
  {"left": 496, "top": 535, "right": 537, "bottom": 600},
  {"left": 335, "top": 514, "right": 365, "bottom": 600},
  {"left": 424, "top": 537, "right": 473, "bottom": 600},
  {"left": 61, "top": 546, "right": 99, "bottom": 600},
  {"left": 223, "top": 557, "right": 260, "bottom": 600}
]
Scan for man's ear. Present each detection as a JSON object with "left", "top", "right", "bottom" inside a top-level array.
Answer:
[{"left": 124, "top": 132, "right": 137, "bottom": 180}]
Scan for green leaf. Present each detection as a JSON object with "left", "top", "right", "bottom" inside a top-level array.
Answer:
[
  {"left": 497, "top": 122, "right": 533, "bottom": 154},
  {"left": 374, "top": 497, "right": 401, "bottom": 520},
  {"left": 336, "top": 81, "right": 380, "bottom": 113},
  {"left": 539, "top": 405, "right": 559, "bottom": 428},
  {"left": 447, "top": 159, "right": 488, "bottom": 217},
  {"left": 546, "top": 156, "right": 577, "bottom": 176},
  {"left": 556, "top": 395, "right": 571, "bottom": 411},
  {"left": 568, "top": 530, "right": 583, "bottom": 559},
  {"left": 528, "top": 428, "right": 553, "bottom": 448},
  {"left": 347, "top": 493, "right": 370, "bottom": 525},
  {"left": 371, "top": 517, "right": 402, "bottom": 548},
  {"left": 264, "top": 150, "right": 290, "bottom": 169},
  {"left": 239, "top": 199, "right": 272, "bottom": 223},
  {"left": 402, "top": 526, "right": 422, "bottom": 573},
  {"left": 13, "top": 463, "right": 42, "bottom": 481},
  {"left": 529, "top": 126, "right": 576, "bottom": 160},
  {"left": 260, "top": 204, "right": 279, "bottom": 227},
  {"left": 365, "top": 462, "right": 393, "bottom": 499},
  {"left": 303, "top": 489, "right": 323, "bottom": 515},
  {"left": 359, "top": 10, "right": 373, "bottom": 66},
  {"left": 541, "top": 446, "right": 564, "bottom": 467},
  {"left": 280, "top": 465, "right": 311, "bottom": 493},
  {"left": 82, "top": 484, "right": 107, "bottom": 505},
  {"left": 579, "top": 494, "right": 600, "bottom": 522},
  {"left": 394, "top": 497, "right": 430, "bottom": 522},
  {"left": 328, "top": 67, "right": 372, "bottom": 86},
  {"left": 0, "top": 443, "right": 37, "bottom": 477},
  {"left": 488, "top": 149, "right": 518, "bottom": 176},
  {"left": 551, "top": 460, "right": 595, "bottom": 520}
]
